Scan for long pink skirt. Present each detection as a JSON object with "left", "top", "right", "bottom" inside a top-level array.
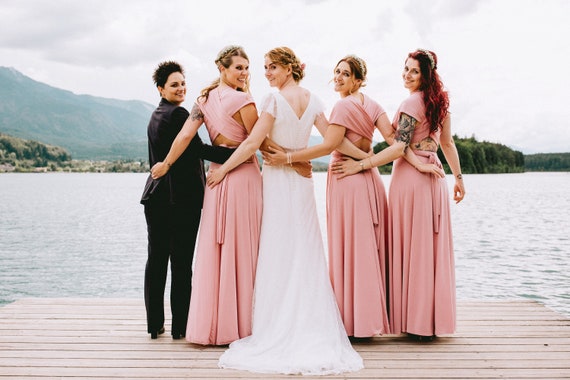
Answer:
[
  {"left": 326, "top": 162, "right": 390, "bottom": 337},
  {"left": 186, "top": 160, "right": 262, "bottom": 345},
  {"left": 389, "top": 152, "right": 456, "bottom": 336}
]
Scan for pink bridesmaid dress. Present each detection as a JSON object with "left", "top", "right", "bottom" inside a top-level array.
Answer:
[
  {"left": 389, "top": 91, "right": 456, "bottom": 337},
  {"left": 326, "top": 94, "right": 390, "bottom": 337},
  {"left": 186, "top": 85, "right": 262, "bottom": 345}
]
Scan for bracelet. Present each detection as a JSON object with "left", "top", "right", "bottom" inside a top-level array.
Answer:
[
  {"left": 456, "top": 173, "right": 463, "bottom": 179},
  {"left": 164, "top": 160, "right": 172, "bottom": 168},
  {"left": 286, "top": 152, "right": 292, "bottom": 166},
  {"left": 359, "top": 161, "right": 364, "bottom": 171}
]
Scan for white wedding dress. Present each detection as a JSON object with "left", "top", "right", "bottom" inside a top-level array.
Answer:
[{"left": 218, "top": 92, "right": 364, "bottom": 375}]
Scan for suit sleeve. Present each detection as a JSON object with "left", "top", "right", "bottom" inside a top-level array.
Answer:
[{"left": 189, "top": 135, "right": 236, "bottom": 164}]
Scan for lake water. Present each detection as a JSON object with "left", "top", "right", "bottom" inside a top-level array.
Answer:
[{"left": 0, "top": 172, "right": 569, "bottom": 317}]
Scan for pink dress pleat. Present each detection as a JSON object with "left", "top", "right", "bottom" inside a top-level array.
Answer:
[
  {"left": 326, "top": 95, "right": 390, "bottom": 337},
  {"left": 186, "top": 86, "right": 262, "bottom": 345}
]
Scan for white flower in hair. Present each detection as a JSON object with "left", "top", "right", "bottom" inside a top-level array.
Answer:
[{"left": 417, "top": 49, "right": 435, "bottom": 69}]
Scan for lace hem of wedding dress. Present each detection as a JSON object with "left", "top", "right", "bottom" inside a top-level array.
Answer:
[{"left": 218, "top": 338, "right": 364, "bottom": 376}]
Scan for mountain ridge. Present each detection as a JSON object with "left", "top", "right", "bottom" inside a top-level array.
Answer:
[
  {"left": 0, "top": 66, "right": 153, "bottom": 160},
  {"left": 0, "top": 66, "right": 330, "bottom": 162}
]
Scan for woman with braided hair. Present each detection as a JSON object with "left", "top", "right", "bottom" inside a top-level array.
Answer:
[{"left": 333, "top": 49, "right": 465, "bottom": 341}]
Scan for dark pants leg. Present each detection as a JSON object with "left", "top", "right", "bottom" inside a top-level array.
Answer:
[
  {"left": 170, "top": 205, "right": 201, "bottom": 336},
  {"left": 144, "top": 202, "right": 201, "bottom": 336}
]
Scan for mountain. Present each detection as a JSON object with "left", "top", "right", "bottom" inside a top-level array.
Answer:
[
  {"left": 0, "top": 66, "right": 337, "bottom": 163},
  {"left": 0, "top": 67, "right": 154, "bottom": 160}
]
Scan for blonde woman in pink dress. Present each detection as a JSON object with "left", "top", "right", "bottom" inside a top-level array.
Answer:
[
  {"left": 151, "top": 45, "right": 262, "bottom": 345},
  {"left": 333, "top": 49, "right": 466, "bottom": 341},
  {"left": 264, "top": 55, "right": 392, "bottom": 338}
]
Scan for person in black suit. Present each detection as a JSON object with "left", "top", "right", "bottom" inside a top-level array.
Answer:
[{"left": 140, "top": 61, "right": 234, "bottom": 339}]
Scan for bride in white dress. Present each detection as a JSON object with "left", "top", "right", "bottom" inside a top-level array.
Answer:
[{"left": 206, "top": 46, "right": 366, "bottom": 375}]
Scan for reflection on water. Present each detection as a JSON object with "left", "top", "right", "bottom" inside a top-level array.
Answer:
[{"left": 0, "top": 172, "right": 569, "bottom": 317}]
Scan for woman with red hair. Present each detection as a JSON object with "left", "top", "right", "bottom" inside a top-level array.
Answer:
[{"left": 333, "top": 49, "right": 465, "bottom": 341}]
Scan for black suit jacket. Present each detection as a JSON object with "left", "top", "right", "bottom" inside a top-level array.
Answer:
[{"left": 140, "top": 98, "right": 234, "bottom": 206}]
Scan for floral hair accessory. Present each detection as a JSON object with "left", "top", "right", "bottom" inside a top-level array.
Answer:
[
  {"left": 417, "top": 48, "right": 435, "bottom": 69},
  {"left": 346, "top": 54, "right": 366, "bottom": 77},
  {"left": 216, "top": 45, "right": 242, "bottom": 63},
  {"left": 300, "top": 63, "right": 306, "bottom": 70}
]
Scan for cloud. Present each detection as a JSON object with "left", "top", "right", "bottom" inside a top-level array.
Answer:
[{"left": 0, "top": 0, "right": 569, "bottom": 153}]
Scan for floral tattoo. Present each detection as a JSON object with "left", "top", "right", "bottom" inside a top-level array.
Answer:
[
  {"left": 394, "top": 113, "right": 416, "bottom": 146},
  {"left": 414, "top": 137, "right": 438, "bottom": 152},
  {"left": 190, "top": 103, "right": 204, "bottom": 122}
]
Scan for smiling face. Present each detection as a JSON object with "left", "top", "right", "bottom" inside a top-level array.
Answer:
[
  {"left": 403, "top": 58, "right": 422, "bottom": 93},
  {"left": 264, "top": 56, "right": 291, "bottom": 89},
  {"left": 221, "top": 56, "right": 250, "bottom": 89},
  {"left": 333, "top": 61, "right": 361, "bottom": 97},
  {"left": 158, "top": 71, "right": 186, "bottom": 105}
]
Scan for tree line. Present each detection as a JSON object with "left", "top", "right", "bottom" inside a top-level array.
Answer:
[
  {"left": 373, "top": 135, "right": 527, "bottom": 174},
  {"left": 1, "top": 132, "right": 568, "bottom": 173},
  {"left": 0, "top": 133, "right": 147, "bottom": 173}
]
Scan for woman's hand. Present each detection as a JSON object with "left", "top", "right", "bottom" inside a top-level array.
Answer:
[
  {"left": 262, "top": 146, "right": 288, "bottom": 166},
  {"left": 415, "top": 162, "right": 445, "bottom": 178},
  {"left": 331, "top": 158, "right": 362, "bottom": 179},
  {"left": 291, "top": 161, "right": 312, "bottom": 178},
  {"left": 151, "top": 162, "right": 169, "bottom": 179},
  {"left": 206, "top": 168, "right": 227, "bottom": 188},
  {"left": 453, "top": 178, "right": 465, "bottom": 203}
]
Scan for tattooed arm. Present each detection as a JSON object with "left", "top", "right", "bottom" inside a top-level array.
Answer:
[{"left": 151, "top": 103, "right": 204, "bottom": 179}]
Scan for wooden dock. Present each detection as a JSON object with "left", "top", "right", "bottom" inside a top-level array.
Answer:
[{"left": 0, "top": 298, "right": 569, "bottom": 379}]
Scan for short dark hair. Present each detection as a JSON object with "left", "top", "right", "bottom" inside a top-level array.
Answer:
[{"left": 152, "top": 61, "right": 184, "bottom": 88}]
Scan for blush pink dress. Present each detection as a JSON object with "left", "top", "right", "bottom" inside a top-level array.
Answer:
[
  {"left": 389, "top": 91, "right": 456, "bottom": 336},
  {"left": 186, "top": 85, "right": 262, "bottom": 345},
  {"left": 326, "top": 94, "right": 390, "bottom": 337}
]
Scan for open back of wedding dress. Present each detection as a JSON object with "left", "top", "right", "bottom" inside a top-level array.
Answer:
[{"left": 218, "top": 92, "right": 364, "bottom": 375}]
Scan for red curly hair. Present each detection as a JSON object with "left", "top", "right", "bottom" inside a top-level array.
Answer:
[{"left": 408, "top": 49, "right": 449, "bottom": 133}]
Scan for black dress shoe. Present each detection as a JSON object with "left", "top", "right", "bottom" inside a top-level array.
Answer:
[
  {"left": 150, "top": 326, "right": 165, "bottom": 339},
  {"left": 172, "top": 331, "right": 186, "bottom": 340},
  {"left": 407, "top": 333, "right": 435, "bottom": 342}
]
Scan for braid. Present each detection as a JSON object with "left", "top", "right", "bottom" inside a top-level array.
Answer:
[{"left": 265, "top": 46, "right": 305, "bottom": 83}]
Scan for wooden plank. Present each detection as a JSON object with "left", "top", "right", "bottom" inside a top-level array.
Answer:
[{"left": 0, "top": 298, "right": 568, "bottom": 380}]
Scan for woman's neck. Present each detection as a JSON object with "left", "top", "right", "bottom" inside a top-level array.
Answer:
[{"left": 278, "top": 76, "right": 296, "bottom": 91}]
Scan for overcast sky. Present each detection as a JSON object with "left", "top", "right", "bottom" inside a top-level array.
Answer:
[{"left": 1, "top": 0, "right": 568, "bottom": 154}]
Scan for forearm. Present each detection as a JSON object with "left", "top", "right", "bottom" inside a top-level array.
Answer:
[
  {"left": 164, "top": 134, "right": 192, "bottom": 166},
  {"left": 441, "top": 141, "right": 462, "bottom": 178},
  {"left": 197, "top": 141, "right": 235, "bottom": 164},
  {"left": 289, "top": 143, "right": 335, "bottom": 163},
  {"left": 335, "top": 138, "right": 369, "bottom": 160},
  {"left": 369, "top": 141, "right": 406, "bottom": 168},
  {"left": 217, "top": 138, "right": 259, "bottom": 174}
]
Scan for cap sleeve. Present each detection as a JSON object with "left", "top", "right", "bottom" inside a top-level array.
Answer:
[{"left": 260, "top": 93, "right": 277, "bottom": 118}]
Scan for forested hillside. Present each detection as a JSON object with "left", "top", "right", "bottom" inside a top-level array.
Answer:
[
  {"left": 373, "top": 136, "right": 526, "bottom": 174},
  {"left": 524, "top": 153, "right": 570, "bottom": 172}
]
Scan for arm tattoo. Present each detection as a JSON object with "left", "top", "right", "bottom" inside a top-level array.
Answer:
[
  {"left": 394, "top": 113, "right": 416, "bottom": 147},
  {"left": 190, "top": 103, "right": 204, "bottom": 122}
]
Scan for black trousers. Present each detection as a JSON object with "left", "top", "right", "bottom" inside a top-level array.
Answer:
[{"left": 144, "top": 202, "right": 201, "bottom": 336}]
